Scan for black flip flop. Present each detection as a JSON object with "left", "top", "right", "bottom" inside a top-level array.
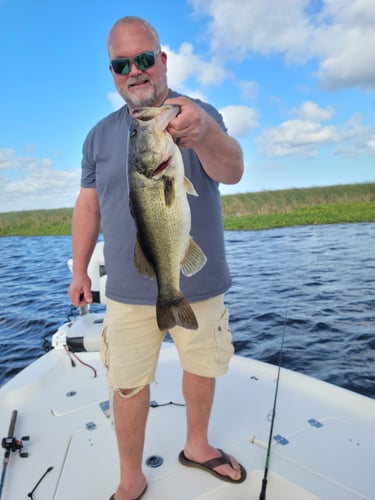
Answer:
[
  {"left": 109, "top": 483, "right": 147, "bottom": 500},
  {"left": 178, "top": 449, "right": 247, "bottom": 483}
]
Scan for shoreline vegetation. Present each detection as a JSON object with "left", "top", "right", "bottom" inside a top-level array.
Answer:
[{"left": 0, "top": 183, "right": 374, "bottom": 236}]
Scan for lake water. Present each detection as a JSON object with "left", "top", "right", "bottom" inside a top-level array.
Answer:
[{"left": 0, "top": 223, "right": 374, "bottom": 398}]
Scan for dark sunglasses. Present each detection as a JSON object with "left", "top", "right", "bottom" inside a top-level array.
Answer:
[{"left": 111, "top": 49, "right": 161, "bottom": 75}]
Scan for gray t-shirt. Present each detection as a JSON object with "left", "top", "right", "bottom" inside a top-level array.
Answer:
[{"left": 81, "top": 89, "right": 231, "bottom": 305}]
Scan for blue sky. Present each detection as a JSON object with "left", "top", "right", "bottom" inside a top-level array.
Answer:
[{"left": 1, "top": 0, "right": 374, "bottom": 212}]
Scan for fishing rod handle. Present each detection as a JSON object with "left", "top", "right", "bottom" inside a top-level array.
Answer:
[{"left": 7, "top": 411, "right": 17, "bottom": 440}]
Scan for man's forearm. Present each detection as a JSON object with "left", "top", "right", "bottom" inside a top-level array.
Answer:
[
  {"left": 71, "top": 192, "right": 101, "bottom": 275},
  {"left": 194, "top": 114, "right": 244, "bottom": 185}
]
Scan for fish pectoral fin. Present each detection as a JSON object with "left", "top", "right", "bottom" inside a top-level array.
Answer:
[
  {"left": 134, "top": 239, "right": 155, "bottom": 278},
  {"left": 181, "top": 237, "right": 207, "bottom": 277},
  {"left": 157, "top": 295, "right": 199, "bottom": 330},
  {"left": 164, "top": 178, "right": 175, "bottom": 206},
  {"left": 183, "top": 176, "right": 198, "bottom": 197}
]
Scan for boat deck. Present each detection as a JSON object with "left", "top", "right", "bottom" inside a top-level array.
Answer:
[{"left": 1, "top": 336, "right": 374, "bottom": 499}]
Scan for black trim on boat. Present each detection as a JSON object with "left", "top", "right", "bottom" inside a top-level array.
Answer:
[{"left": 66, "top": 336, "right": 86, "bottom": 352}]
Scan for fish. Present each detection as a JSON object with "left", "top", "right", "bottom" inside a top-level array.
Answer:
[{"left": 127, "top": 104, "right": 207, "bottom": 331}]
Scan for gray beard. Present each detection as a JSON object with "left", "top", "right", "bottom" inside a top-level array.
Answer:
[{"left": 118, "top": 75, "right": 168, "bottom": 108}]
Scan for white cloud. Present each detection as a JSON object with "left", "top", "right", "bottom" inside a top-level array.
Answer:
[
  {"left": 0, "top": 148, "right": 80, "bottom": 212},
  {"left": 190, "top": 0, "right": 315, "bottom": 62},
  {"left": 190, "top": 0, "right": 375, "bottom": 91},
  {"left": 258, "top": 119, "right": 338, "bottom": 157},
  {"left": 0, "top": 148, "right": 18, "bottom": 170},
  {"left": 334, "top": 114, "right": 375, "bottom": 157},
  {"left": 239, "top": 80, "right": 259, "bottom": 101},
  {"left": 257, "top": 100, "right": 338, "bottom": 157},
  {"left": 292, "top": 101, "right": 334, "bottom": 122},
  {"left": 107, "top": 91, "right": 124, "bottom": 111},
  {"left": 164, "top": 43, "right": 228, "bottom": 89},
  {"left": 257, "top": 102, "right": 375, "bottom": 158},
  {"left": 313, "top": 0, "right": 375, "bottom": 90},
  {"left": 24, "top": 144, "right": 38, "bottom": 153},
  {"left": 220, "top": 105, "right": 258, "bottom": 137}
]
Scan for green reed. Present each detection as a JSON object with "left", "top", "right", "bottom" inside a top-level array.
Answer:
[{"left": 0, "top": 183, "right": 374, "bottom": 235}]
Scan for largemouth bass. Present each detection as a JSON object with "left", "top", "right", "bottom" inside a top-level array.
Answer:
[{"left": 127, "top": 105, "right": 207, "bottom": 330}]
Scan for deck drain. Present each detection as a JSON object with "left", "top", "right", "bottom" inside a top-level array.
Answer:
[
  {"left": 145, "top": 455, "right": 164, "bottom": 468},
  {"left": 86, "top": 421, "right": 97, "bottom": 431}
]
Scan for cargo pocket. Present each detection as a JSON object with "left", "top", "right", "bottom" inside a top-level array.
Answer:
[{"left": 212, "top": 307, "right": 234, "bottom": 368}]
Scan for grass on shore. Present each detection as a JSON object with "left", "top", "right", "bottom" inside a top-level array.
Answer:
[
  {"left": 0, "top": 183, "right": 374, "bottom": 236},
  {"left": 221, "top": 183, "right": 375, "bottom": 230}
]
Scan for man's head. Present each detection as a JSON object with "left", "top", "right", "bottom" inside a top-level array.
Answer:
[{"left": 107, "top": 17, "right": 169, "bottom": 112}]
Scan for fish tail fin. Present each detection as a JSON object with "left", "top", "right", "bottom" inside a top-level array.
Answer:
[{"left": 157, "top": 295, "right": 199, "bottom": 331}]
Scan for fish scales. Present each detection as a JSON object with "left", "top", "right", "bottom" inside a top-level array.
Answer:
[{"left": 127, "top": 105, "right": 207, "bottom": 331}]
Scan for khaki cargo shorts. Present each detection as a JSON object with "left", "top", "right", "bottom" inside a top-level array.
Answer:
[{"left": 100, "top": 294, "right": 234, "bottom": 391}]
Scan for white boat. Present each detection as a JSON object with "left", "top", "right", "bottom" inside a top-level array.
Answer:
[{"left": 0, "top": 243, "right": 374, "bottom": 500}]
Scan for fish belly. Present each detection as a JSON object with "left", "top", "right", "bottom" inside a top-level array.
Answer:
[{"left": 130, "top": 174, "right": 199, "bottom": 330}]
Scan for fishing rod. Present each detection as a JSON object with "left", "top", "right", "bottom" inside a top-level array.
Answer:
[
  {"left": 0, "top": 410, "right": 29, "bottom": 500},
  {"left": 259, "top": 309, "right": 288, "bottom": 500},
  {"left": 0, "top": 410, "right": 18, "bottom": 499}
]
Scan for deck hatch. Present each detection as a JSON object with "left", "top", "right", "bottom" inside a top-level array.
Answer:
[
  {"left": 308, "top": 418, "right": 323, "bottom": 428},
  {"left": 273, "top": 434, "right": 289, "bottom": 445}
]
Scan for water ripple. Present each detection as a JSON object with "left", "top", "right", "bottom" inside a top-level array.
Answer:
[{"left": 0, "top": 224, "right": 374, "bottom": 399}]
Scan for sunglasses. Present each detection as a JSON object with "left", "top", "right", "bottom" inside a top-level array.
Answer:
[{"left": 111, "top": 49, "right": 161, "bottom": 75}]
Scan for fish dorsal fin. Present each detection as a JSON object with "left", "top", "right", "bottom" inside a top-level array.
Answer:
[
  {"left": 181, "top": 237, "right": 207, "bottom": 277},
  {"left": 134, "top": 238, "right": 155, "bottom": 278},
  {"left": 183, "top": 176, "right": 198, "bottom": 196},
  {"left": 164, "top": 178, "right": 175, "bottom": 206}
]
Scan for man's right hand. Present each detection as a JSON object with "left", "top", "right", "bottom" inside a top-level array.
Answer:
[{"left": 68, "top": 274, "right": 93, "bottom": 307}]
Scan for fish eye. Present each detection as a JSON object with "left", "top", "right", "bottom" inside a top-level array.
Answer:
[{"left": 130, "top": 128, "right": 137, "bottom": 137}]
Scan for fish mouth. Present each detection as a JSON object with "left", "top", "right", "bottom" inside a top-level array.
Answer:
[
  {"left": 152, "top": 157, "right": 171, "bottom": 176},
  {"left": 132, "top": 105, "right": 180, "bottom": 128}
]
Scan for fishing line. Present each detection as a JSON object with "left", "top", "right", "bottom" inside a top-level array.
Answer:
[{"left": 259, "top": 304, "right": 288, "bottom": 500}]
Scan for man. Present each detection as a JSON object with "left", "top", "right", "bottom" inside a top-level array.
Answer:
[{"left": 68, "top": 16, "right": 246, "bottom": 500}]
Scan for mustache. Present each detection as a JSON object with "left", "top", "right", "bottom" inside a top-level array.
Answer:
[{"left": 127, "top": 76, "right": 150, "bottom": 87}]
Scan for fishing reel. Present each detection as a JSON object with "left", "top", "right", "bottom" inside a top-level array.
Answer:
[{"left": 1, "top": 434, "right": 29, "bottom": 458}]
